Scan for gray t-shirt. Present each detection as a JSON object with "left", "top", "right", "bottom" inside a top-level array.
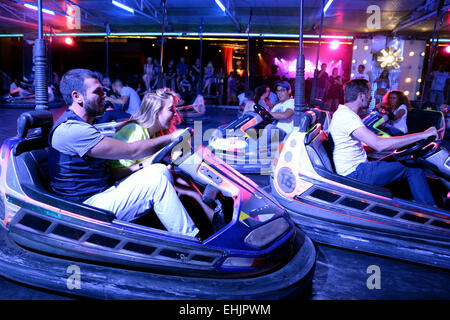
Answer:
[
  {"left": 51, "top": 120, "right": 104, "bottom": 157},
  {"left": 120, "top": 86, "right": 141, "bottom": 116}
]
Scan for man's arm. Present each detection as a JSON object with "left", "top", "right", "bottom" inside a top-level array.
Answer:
[
  {"left": 87, "top": 128, "right": 187, "bottom": 161},
  {"left": 105, "top": 95, "right": 129, "bottom": 106},
  {"left": 352, "top": 125, "right": 438, "bottom": 152},
  {"left": 86, "top": 134, "right": 171, "bottom": 160},
  {"left": 270, "top": 108, "right": 294, "bottom": 120}
]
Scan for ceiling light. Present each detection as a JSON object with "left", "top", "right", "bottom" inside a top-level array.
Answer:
[
  {"left": 323, "top": 0, "right": 334, "bottom": 13},
  {"left": 330, "top": 40, "right": 340, "bottom": 50},
  {"left": 24, "top": 3, "right": 55, "bottom": 15},
  {"left": 112, "top": 1, "right": 134, "bottom": 14},
  {"left": 377, "top": 47, "right": 403, "bottom": 69},
  {"left": 215, "top": 0, "right": 226, "bottom": 12}
]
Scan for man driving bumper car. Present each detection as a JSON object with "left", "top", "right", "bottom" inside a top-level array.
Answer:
[{"left": 329, "top": 79, "right": 438, "bottom": 206}]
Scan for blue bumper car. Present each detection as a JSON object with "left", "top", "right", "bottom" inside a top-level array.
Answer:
[
  {"left": 0, "top": 110, "right": 315, "bottom": 299},
  {"left": 208, "top": 103, "right": 330, "bottom": 175}
]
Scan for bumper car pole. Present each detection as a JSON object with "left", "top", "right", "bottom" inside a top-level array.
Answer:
[{"left": 294, "top": 0, "right": 308, "bottom": 132}]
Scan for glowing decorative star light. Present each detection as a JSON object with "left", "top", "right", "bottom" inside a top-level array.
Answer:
[{"left": 377, "top": 47, "right": 404, "bottom": 69}]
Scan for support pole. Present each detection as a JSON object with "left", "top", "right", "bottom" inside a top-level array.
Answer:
[
  {"left": 310, "top": 0, "right": 325, "bottom": 103},
  {"left": 421, "top": 0, "right": 444, "bottom": 105},
  {"left": 34, "top": 0, "right": 48, "bottom": 110},
  {"left": 106, "top": 24, "right": 110, "bottom": 79},
  {"left": 294, "top": 0, "right": 307, "bottom": 129},
  {"left": 198, "top": 17, "right": 204, "bottom": 93},
  {"left": 159, "top": 0, "right": 167, "bottom": 88}
]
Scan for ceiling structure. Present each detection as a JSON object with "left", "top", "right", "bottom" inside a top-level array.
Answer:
[{"left": 0, "top": 0, "right": 449, "bottom": 39}]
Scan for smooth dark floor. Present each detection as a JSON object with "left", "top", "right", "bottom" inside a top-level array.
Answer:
[{"left": 0, "top": 105, "right": 449, "bottom": 300}]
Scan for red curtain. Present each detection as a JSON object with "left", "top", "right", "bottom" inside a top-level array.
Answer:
[{"left": 221, "top": 46, "right": 233, "bottom": 76}]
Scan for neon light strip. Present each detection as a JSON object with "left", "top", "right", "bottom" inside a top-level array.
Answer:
[
  {"left": 0, "top": 34, "right": 24, "bottom": 37},
  {"left": 39, "top": 32, "right": 353, "bottom": 39},
  {"left": 112, "top": 0, "right": 134, "bottom": 14},
  {"left": 0, "top": 32, "right": 353, "bottom": 40},
  {"left": 215, "top": 0, "right": 226, "bottom": 12},
  {"left": 323, "top": 0, "right": 334, "bottom": 13},
  {"left": 429, "top": 38, "right": 450, "bottom": 43},
  {"left": 24, "top": 3, "right": 55, "bottom": 15}
]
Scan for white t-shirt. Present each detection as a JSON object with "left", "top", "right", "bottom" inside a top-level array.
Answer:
[
  {"left": 272, "top": 98, "right": 295, "bottom": 135},
  {"left": 351, "top": 72, "right": 369, "bottom": 81},
  {"left": 120, "top": 86, "right": 141, "bottom": 116},
  {"left": 431, "top": 72, "right": 449, "bottom": 91},
  {"left": 329, "top": 104, "right": 368, "bottom": 176},
  {"left": 389, "top": 104, "right": 408, "bottom": 134}
]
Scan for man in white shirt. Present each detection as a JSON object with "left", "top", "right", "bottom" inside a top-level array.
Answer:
[
  {"left": 106, "top": 79, "right": 141, "bottom": 116},
  {"left": 430, "top": 65, "right": 449, "bottom": 107},
  {"left": 351, "top": 64, "right": 369, "bottom": 81},
  {"left": 269, "top": 81, "right": 295, "bottom": 135},
  {"left": 329, "top": 79, "right": 438, "bottom": 206}
]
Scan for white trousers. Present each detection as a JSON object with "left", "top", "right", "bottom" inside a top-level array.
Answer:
[{"left": 84, "top": 164, "right": 199, "bottom": 237}]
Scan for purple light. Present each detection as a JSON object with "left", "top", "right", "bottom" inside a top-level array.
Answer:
[
  {"left": 330, "top": 40, "right": 340, "bottom": 50},
  {"left": 445, "top": 45, "right": 450, "bottom": 54}
]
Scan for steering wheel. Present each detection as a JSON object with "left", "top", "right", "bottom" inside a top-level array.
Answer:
[
  {"left": 253, "top": 103, "right": 274, "bottom": 122},
  {"left": 392, "top": 135, "right": 437, "bottom": 160},
  {"left": 151, "top": 128, "right": 193, "bottom": 164},
  {"left": 377, "top": 104, "right": 394, "bottom": 118}
]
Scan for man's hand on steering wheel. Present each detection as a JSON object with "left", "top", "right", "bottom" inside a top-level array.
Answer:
[
  {"left": 253, "top": 103, "right": 274, "bottom": 122},
  {"left": 422, "top": 126, "right": 439, "bottom": 141},
  {"left": 392, "top": 126, "right": 439, "bottom": 160},
  {"left": 152, "top": 128, "right": 193, "bottom": 165}
]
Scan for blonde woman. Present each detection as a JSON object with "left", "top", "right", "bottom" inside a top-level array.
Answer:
[{"left": 110, "top": 88, "right": 214, "bottom": 225}]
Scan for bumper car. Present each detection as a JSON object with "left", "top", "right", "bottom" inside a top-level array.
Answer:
[
  {"left": 0, "top": 110, "right": 315, "bottom": 299},
  {"left": 1, "top": 88, "right": 64, "bottom": 109},
  {"left": 176, "top": 94, "right": 206, "bottom": 124},
  {"left": 270, "top": 109, "right": 450, "bottom": 270},
  {"left": 208, "top": 103, "right": 331, "bottom": 175}
]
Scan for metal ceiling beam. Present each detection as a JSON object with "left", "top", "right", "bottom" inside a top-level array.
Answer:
[
  {"left": 0, "top": 2, "right": 24, "bottom": 20},
  {"left": 132, "top": 0, "right": 161, "bottom": 23},
  {"left": 393, "top": 0, "right": 450, "bottom": 34},
  {"left": 0, "top": 14, "right": 60, "bottom": 32},
  {"left": 9, "top": 0, "right": 105, "bottom": 28},
  {"left": 217, "top": 0, "right": 241, "bottom": 32},
  {"left": 113, "top": 0, "right": 161, "bottom": 24}
]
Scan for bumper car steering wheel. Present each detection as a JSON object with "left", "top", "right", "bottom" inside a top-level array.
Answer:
[
  {"left": 151, "top": 128, "right": 193, "bottom": 164},
  {"left": 392, "top": 135, "right": 437, "bottom": 160},
  {"left": 253, "top": 103, "right": 274, "bottom": 122}
]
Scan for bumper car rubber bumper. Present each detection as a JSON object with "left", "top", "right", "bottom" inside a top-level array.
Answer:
[{"left": 0, "top": 227, "right": 316, "bottom": 299}]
